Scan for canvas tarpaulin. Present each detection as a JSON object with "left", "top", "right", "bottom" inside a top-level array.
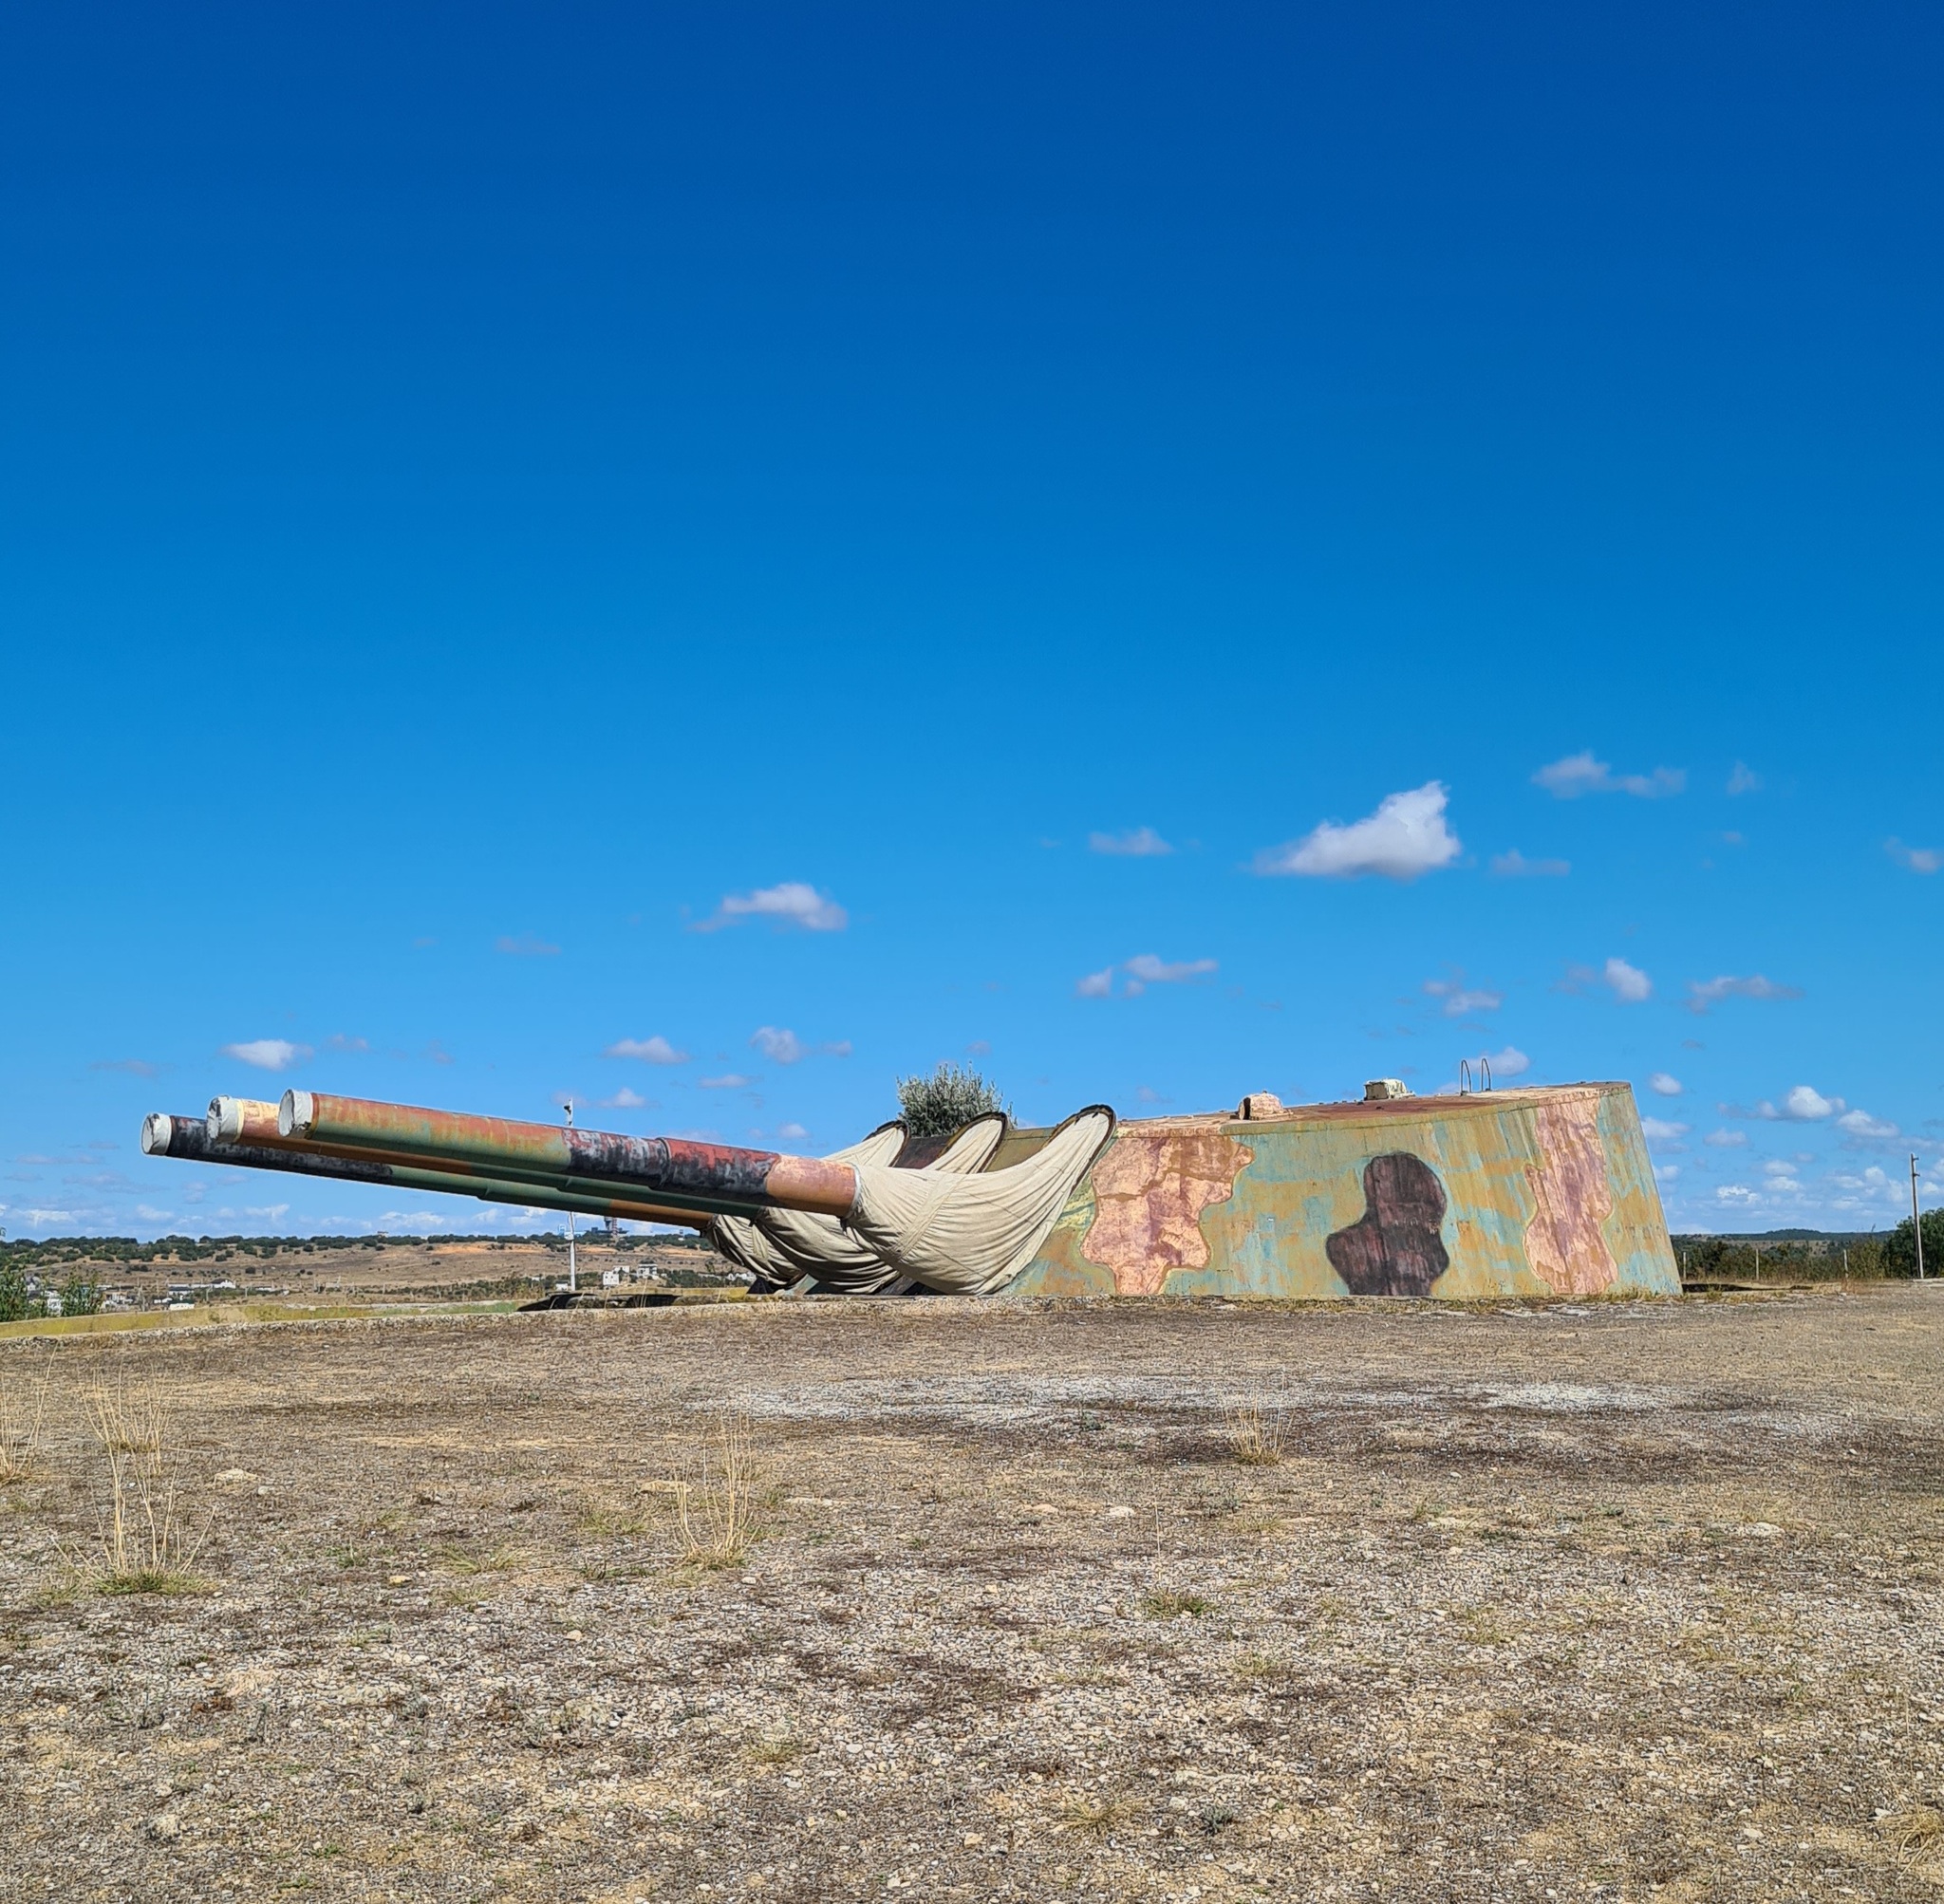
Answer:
[
  {"left": 707, "top": 1121, "right": 907, "bottom": 1288},
  {"left": 844, "top": 1107, "right": 1114, "bottom": 1295},
  {"left": 797, "top": 1114, "right": 1009, "bottom": 1295}
]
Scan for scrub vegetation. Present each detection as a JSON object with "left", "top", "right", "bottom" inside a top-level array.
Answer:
[{"left": 895, "top": 1060, "right": 1008, "bottom": 1137}]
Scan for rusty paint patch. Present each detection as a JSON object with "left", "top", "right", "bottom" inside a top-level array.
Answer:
[
  {"left": 1079, "top": 1130, "right": 1252, "bottom": 1295},
  {"left": 1324, "top": 1152, "right": 1450, "bottom": 1297},
  {"left": 1523, "top": 1095, "right": 1617, "bottom": 1296}
]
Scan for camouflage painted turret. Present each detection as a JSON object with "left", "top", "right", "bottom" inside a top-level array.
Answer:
[{"left": 140, "top": 1079, "right": 1677, "bottom": 1299}]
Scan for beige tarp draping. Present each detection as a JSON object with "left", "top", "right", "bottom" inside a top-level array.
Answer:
[
  {"left": 707, "top": 1121, "right": 907, "bottom": 1288},
  {"left": 843, "top": 1108, "right": 1113, "bottom": 1296},
  {"left": 801, "top": 1114, "right": 1009, "bottom": 1295}
]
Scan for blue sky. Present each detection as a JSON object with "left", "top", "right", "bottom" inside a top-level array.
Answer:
[{"left": 2, "top": 3, "right": 1939, "bottom": 1240}]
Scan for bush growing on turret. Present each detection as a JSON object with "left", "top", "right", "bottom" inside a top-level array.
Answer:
[{"left": 896, "top": 1062, "right": 1007, "bottom": 1139}]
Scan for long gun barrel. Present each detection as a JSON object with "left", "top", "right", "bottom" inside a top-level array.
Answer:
[
  {"left": 141, "top": 1112, "right": 708, "bottom": 1229},
  {"left": 274, "top": 1090, "right": 858, "bottom": 1219}
]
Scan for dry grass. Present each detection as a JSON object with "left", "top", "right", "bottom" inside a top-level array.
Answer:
[
  {"left": 675, "top": 1409, "right": 768, "bottom": 1569},
  {"left": 0, "top": 1360, "right": 51, "bottom": 1484},
  {"left": 1056, "top": 1795, "right": 1139, "bottom": 1834},
  {"left": 1885, "top": 1804, "right": 1944, "bottom": 1865},
  {"left": 1140, "top": 1589, "right": 1211, "bottom": 1618},
  {"left": 1223, "top": 1384, "right": 1286, "bottom": 1466},
  {"left": 79, "top": 1379, "right": 211, "bottom": 1595},
  {"left": 745, "top": 1733, "right": 808, "bottom": 1766},
  {"left": 6, "top": 1286, "right": 1943, "bottom": 1902}
]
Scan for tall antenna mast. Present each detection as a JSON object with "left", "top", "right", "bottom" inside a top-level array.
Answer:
[{"left": 565, "top": 1098, "right": 577, "bottom": 1296}]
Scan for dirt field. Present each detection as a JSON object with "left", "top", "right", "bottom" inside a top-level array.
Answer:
[{"left": 4, "top": 1284, "right": 1942, "bottom": 1901}]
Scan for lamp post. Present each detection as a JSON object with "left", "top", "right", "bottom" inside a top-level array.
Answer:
[
  {"left": 565, "top": 1099, "right": 578, "bottom": 1296},
  {"left": 1914, "top": 1153, "right": 1927, "bottom": 1282}
]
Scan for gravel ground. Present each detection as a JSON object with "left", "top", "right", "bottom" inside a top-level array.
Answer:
[{"left": 3, "top": 1284, "right": 1941, "bottom": 1901}]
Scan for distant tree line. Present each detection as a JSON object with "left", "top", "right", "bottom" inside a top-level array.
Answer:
[{"left": 1672, "top": 1219, "right": 1942, "bottom": 1281}]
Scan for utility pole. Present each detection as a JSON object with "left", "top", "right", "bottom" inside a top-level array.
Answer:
[
  {"left": 1913, "top": 1153, "right": 1927, "bottom": 1282},
  {"left": 565, "top": 1099, "right": 578, "bottom": 1296}
]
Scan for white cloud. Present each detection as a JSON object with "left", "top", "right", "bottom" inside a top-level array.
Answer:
[
  {"left": 1253, "top": 781, "right": 1461, "bottom": 882},
  {"left": 698, "top": 1073, "right": 754, "bottom": 1090},
  {"left": 1780, "top": 1084, "right": 1841, "bottom": 1121},
  {"left": 90, "top": 1057, "right": 159, "bottom": 1076},
  {"left": 606, "top": 1036, "right": 689, "bottom": 1064},
  {"left": 135, "top": 1204, "right": 172, "bottom": 1222},
  {"left": 601, "top": 1087, "right": 649, "bottom": 1110},
  {"left": 245, "top": 1203, "right": 290, "bottom": 1221},
  {"left": 1886, "top": 839, "right": 1941, "bottom": 875},
  {"left": 1641, "top": 1118, "right": 1691, "bottom": 1143},
  {"left": 749, "top": 1026, "right": 850, "bottom": 1064},
  {"left": 1836, "top": 1108, "right": 1898, "bottom": 1138},
  {"left": 1685, "top": 974, "right": 1802, "bottom": 1013},
  {"left": 1532, "top": 752, "right": 1686, "bottom": 799},
  {"left": 1424, "top": 975, "right": 1502, "bottom": 1017},
  {"left": 1125, "top": 954, "right": 1219, "bottom": 985},
  {"left": 1485, "top": 1046, "right": 1530, "bottom": 1078},
  {"left": 751, "top": 1026, "right": 808, "bottom": 1065},
  {"left": 1089, "top": 827, "right": 1173, "bottom": 857},
  {"left": 1075, "top": 966, "right": 1114, "bottom": 999},
  {"left": 1654, "top": 1164, "right": 1680, "bottom": 1182},
  {"left": 1489, "top": 849, "right": 1570, "bottom": 878},
  {"left": 222, "top": 1038, "right": 310, "bottom": 1073},
  {"left": 1648, "top": 1072, "right": 1683, "bottom": 1096},
  {"left": 1714, "top": 1184, "right": 1757, "bottom": 1205},
  {"left": 778, "top": 1122, "right": 809, "bottom": 1140},
  {"left": 1705, "top": 1129, "right": 1748, "bottom": 1148},
  {"left": 1604, "top": 957, "right": 1652, "bottom": 1003},
  {"left": 324, "top": 1034, "right": 370, "bottom": 1053},
  {"left": 495, "top": 933, "right": 561, "bottom": 956},
  {"left": 1727, "top": 761, "right": 1762, "bottom": 795},
  {"left": 698, "top": 882, "right": 848, "bottom": 933}
]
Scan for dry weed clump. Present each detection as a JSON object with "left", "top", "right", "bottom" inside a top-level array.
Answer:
[
  {"left": 81, "top": 1379, "right": 213, "bottom": 1595},
  {"left": 1056, "top": 1795, "right": 1139, "bottom": 1835},
  {"left": 1223, "top": 1384, "right": 1286, "bottom": 1465},
  {"left": 675, "top": 1409, "right": 768, "bottom": 1569},
  {"left": 745, "top": 1733, "right": 807, "bottom": 1767},
  {"left": 1141, "top": 1589, "right": 1211, "bottom": 1618},
  {"left": 0, "top": 1360, "right": 52, "bottom": 1484},
  {"left": 1884, "top": 1804, "right": 1944, "bottom": 1866}
]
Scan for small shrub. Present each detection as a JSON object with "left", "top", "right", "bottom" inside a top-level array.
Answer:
[
  {"left": 0, "top": 1264, "right": 43, "bottom": 1322},
  {"left": 895, "top": 1062, "right": 1007, "bottom": 1138},
  {"left": 57, "top": 1274, "right": 103, "bottom": 1317}
]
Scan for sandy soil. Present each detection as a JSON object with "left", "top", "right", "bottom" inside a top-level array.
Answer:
[{"left": 3, "top": 1284, "right": 1941, "bottom": 1901}]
